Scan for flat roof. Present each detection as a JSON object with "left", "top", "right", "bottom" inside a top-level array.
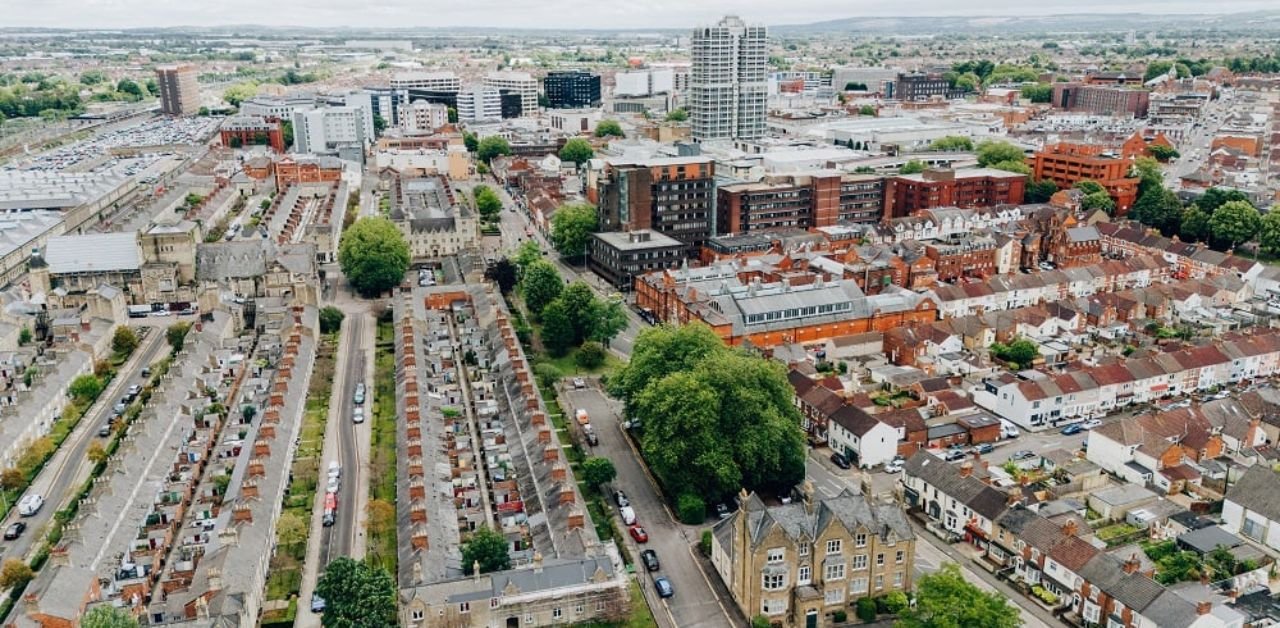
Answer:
[
  {"left": 592, "top": 229, "right": 683, "bottom": 250},
  {"left": 45, "top": 232, "right": 139, "bottom": 274}
]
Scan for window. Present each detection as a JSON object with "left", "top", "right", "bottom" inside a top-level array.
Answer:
[
  {"left": 763, "top": 573, "right": 786, "bottom": 590},
  {"left": 894, "top": 571, "right": 904, "bottom": 587},
  {"left": 596, "top": 601, "right": 606, "bottom": 612},
  {"left": 767, "top": 548, "right": 785, "bottom": 563},
  {"left": 552, "top": 608, "right": 563, "bottom": 620},
  {"left": 762, "top": 599, "right": 786, "bottom": 616},
  {"left": 825, "top": 588, "right": 844, "bottom": 606},
  {"left": 851, "top": 577, "right": 869, "bottom": 594},
  {"left": 798, "top": 565, "right": 812, "bottom": 585},
  {"left": 411, "top": 609, "right": 424, "bottom": 621},
  {"left": 896, "top": 550, "right": 905, "bottom": 564},
  {"left": 826, "top": 539, "right": 842, "bottom": 555},
  {"left": 1083, "top": 603, "right": 1101, "bottom": 623},
  {"left": 853, "top": 554, "right": 868, "bottom": 570},
  {"left": 855, "top": 533, "right": 867, "bottom": 547},
  {"left": 576, "top": 603, "right": 584, "bottom": 614},
  {"left": 459, "top": 602, "right": 470, "bottom": 614},
  {"left": 825, "top": 563, "right": 846, "bottom": 581},
  {"left": 875, "top": 575, "right": 884, "bottom": 591},
  {"left": 798, "top": 544, "right": 809, "bottom": 557},
  {"left": 876, "top": 553, "right": 885, "bottom": 567}
]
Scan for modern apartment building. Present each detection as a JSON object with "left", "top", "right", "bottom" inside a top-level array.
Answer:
[
  {"left": 391, "top": 71, "right": 462, "bottom": 93},
  {"left": 400, "top": 100, "right": 449, "bottom": 134},
  {"left": 544, "top": 70, "right": 601, "bottom": 109},
  {"left": 889, "top": 72, "right": 964, "bottom": 101},
  {"left": 241, "top": 95, "right": 316, "bottom": 120},
  {"left": 485, "top": 71, "right": 539, "bottom": 117},
  {"left": 1031, "top": 143, "right": 1140, "bottom": 214},
  {"left": 716, "top": 173, "right": 884, "bottom": 234},
  {"left": 364, "top": 85, "right": 408, "bottom": 127},
  {"left": 883, "top": 168, "right": 1026, "bottom": 218},
  {"left": 155, "top": 63, "right": 200, "bottom": 116},
  {"left": 290, "top": 106, "right": 368, "bottom": 153},
  {"left": 1051, "top": 83, "right": 1150, "bottom": 118},
  {"left": 690, "top": 15, "right": 768, "bottom": 141},
  {"left": 456, "top": 87, "right": 503, "bottom": 122},
  {"left": 711, "top": 490, "right": 916, "bottom": 627},
  {"left": 595, "top": 155, "right": 716, "bottom": 255},
  {"left": 588, "top": 230, "right": 685, "bottom": 291}
]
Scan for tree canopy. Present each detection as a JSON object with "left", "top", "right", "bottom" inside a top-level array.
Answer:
[
  {"left": 473, "top": 185, "right": 503, "bottom": 221},
  {"left": 69, "top": 374, "right": 104, "bottom": 404},
  {"left": 990, "top": 338, "right": 1039, "bottom": 369},
  {"left": 989, "top": 159, "right": 1031, "bottom": 175},
  {"left": 476, "top": 135, "right": 512, "bottom": 163},
  {"left": 484, "top": 258, "right": 519, "bottom": 293},
  {"left": 314, "top": 557, "right": 398, "bottom": 628},
  {"left": 895, "top": 563, "right": 1020, "bottom": 628},
  {"left": 519, "top": 260, "right": 563, "bottom": 316},
  {"left": 550, "top": 202, "right": 598, "bottom": 260},
  {"left": 338, "top": 217, "right": 411, "bottom": 297},
  {"left": 1020, "top": 83, "right": 1053, "bottom": 103},
  {"left": 1209, "top": 200, "right": 1261, "bottom": 250},
  {"left": 319, "top": 306, "right": 345, "bottom": 334},
  {"left": 1026, "top": 179, "right": 1058, "bottom": 203},
  {"left": 81, "top": 606, "right": 140, "bottom": 628},
  {"left": 462, "top": 526, "right": 511, "bottom": 574},
  {"left": 664, "top": 108, "right": 688, "bottom": 122},
  {"left": 1073, "top": 179, "right": 1106, "bottom": 195},
  {"left": 929, "top": 135, "right": 973, "bottom": 151},
  {"left": 1259, "top": 211, "right": 1280, "bottom": 256},
  {"left": 581, "top": 456, "right": 617, "bottom": 487},
  {"left": 594, "top": 120, "right": 625, "bottom": 138},
  {"left": 558, "top": 138, "right": 594, "bottom": 165},
  {"left": 1181, "top": 206, "right": 1212, "bottom": 243},
  {"left": 111, "top": 326, "right": 139, "bottom": 357},
  {"left": 540, "top": 298, "right": 575, "bottom": 356},
  {"left": 898, "top": 159, "right": 926, "bottom": 175},
  {"left": 1198, "top": 187, "right": 1249, "bottom": 213},
  {"left": 976, "top": 140, "right": 1025, "bottom": 168},
  {"left": 1081, "top": 191, "right": 1117, "bottom": 214},
  {"left": 1130, "top": 187, "right": 1183, "bottom": 237}
]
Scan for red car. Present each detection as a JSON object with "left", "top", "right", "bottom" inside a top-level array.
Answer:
[{"left": 629, "top": 525, "right": 649, "bottom": 543}]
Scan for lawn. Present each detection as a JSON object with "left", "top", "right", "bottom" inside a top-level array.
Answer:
[
  {"left": 366, "top": 318, "right": 399, "bottom": 576},
  {"left": 537, "top": 347, "right": 625, "bottom": 376}
]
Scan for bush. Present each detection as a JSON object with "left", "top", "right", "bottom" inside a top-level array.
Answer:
[
  {"left": 832, "top": 609, "right": 848, "bottom": 623},
  {"left": 856, "top": 597, "right": 877, "bottom": 622},
  {"left": 700, "top": 529, "right": 713, "bottom": 556},
  {"left": 319, "top": 306, "right": 345, "bottom": 334},
  {"left": 879, "top": 590, "right": 909, "bottom": 613},
  {"left": 576, "top": 341, "right": 606, "bottom": 369},
  {"left": 677, "top": 493, "right": 706, "bottom": 524},
  {"left": 533, "top": 363, "right": 562, "bottom": 390}
]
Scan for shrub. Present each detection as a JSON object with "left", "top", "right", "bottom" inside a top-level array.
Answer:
[
  {"left": 677, "top": 493, "right": 706, "bottom": 524},
  {"left": 533, "top": 363, "right": 562, "bottom": 389},
  {"left": 832, "top": 609, "right": 848, "bottom": 623},
  {"left": 319, "top": 306, "right": 345, "bottom": 334},
  {"left": 700, "top": 529, "right": 713, "bottom": 556},
  {"left": 856, "top": 597, "right": 877, "bottom": 622},
  {"left": 575, "top": 341, "right": 607, "bottom": 369},
  {"left": 879, "top": 590, "right": 909, "bottom": 613}
]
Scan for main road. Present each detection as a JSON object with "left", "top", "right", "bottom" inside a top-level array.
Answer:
[
  {"left": 319, "top": 312, "right": 367, "bottom": 564},
  {"left": 0, "top": 328, "right": 167, "bottom": 564}
]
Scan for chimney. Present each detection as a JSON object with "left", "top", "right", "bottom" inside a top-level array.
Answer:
[
  {"left": 533, "top": 551, "right": 544, "bottom": 573},
  {"left": 801, "top": 479, "right": 815, "bottom": 513},
  {"left": 1062, "top": 519, "right": 1079, "bottom": 538},
  {"left": 1197, "top": 601, "right": 1212, "bottom": 616},
  {"left": 1122, "top": 554, "right": 1141, "bottom": 574},
  {"left": 1006, "top": 486, "right": 1023, "bottom": 506},
  {"left": 958, "top": 461, "right": 974, "bottom": 479},
  {"left": 473, "top": 560, "right": 481, "bottom": 583}
]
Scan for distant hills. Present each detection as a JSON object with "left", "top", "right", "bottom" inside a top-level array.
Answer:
[{"left": 773, "top": 11, "right": 1280, "bottom": 35}]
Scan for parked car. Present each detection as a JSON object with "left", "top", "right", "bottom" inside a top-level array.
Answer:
[
  {"left": 943, "top": 449, "right": 967, "bottom": 462},
  {"left": 4, "top": 522, "right": 25, "bottom": 540},
  {"left": 641, "top": 549, "right": 660, "bottom": 571},
  {"left": 614, "top": 490, "right": 629, "bottom": 508},
  {"left": 1011, "top": 450, "right": 1036, "bottom": 460},
  {"left": 310, "top": 594, "right": 326, "bottom": 613},
  {"left": 715, "top": 503, "right": 733, "bottom": 519},
  {"left": 1060, "top": 423, "right": 1084, "bottom": 436},
  {"left": 572, "top": 377, "right": 586, "bottom": 389},
  {"left": 654, "top": 576, "right": 674, "bottom": 598},
  {"left": 353, "top": 406, "right": 365, "bottom": 424},
  {"left": 328, "top": 461, "right": 341, "bottom": 480},
  {"left": 620, "top": 506, "right": 637, "bottom": 526},
  {"left": 1081, "top": 418, "right": 1102, "bottom": 430},
  {"left": 829, "top": 453, "right": 852, "bottom": 469},
  {"left": 326, "top": 476, "right": 340, "bottom": 494},
  {"left": 629, "top": 525, "right": 649, "bottom": 543},
  {"left": 585, "top": 430, "right": 599, "bottom": 446},
  {"left": 973, "top": 443, "right": 995, "bottom": 455},
  {"left": 98, "top": 422, "right": 113, "bottom": 437},
  {"left": 884, "top": 459, "right": 904, "bottom": 474}
]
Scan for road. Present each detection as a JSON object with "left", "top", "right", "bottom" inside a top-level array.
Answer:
[
  {"left": 0, "top": 328, "right": 167, "bottom": 564},
  {"left": 562, "top": 385, "right": 737, "bottom": 628},
  {"left": 1165, "top": 91, "right": 1236, "bottom": 188},
  {"left": 320, "top": 313, "right": 366, "bottom": 565}
]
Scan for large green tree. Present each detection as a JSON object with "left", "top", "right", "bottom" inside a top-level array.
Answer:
[
  {"left": 976, "top": 140, "right": 1025, "bottom": 167},
  {"left": 1020, "top": 83, "right": 1053, "bottom": 103},
  {"left": 609, "top": 324, "right": 727, "bottom": 417},
  {"left": 540, "top": 298, "right": 575, "bottom": 356},
  {"left": 519, "top": 260, "right": 563, "bottom": 316},
  {"left": 314, "top": 557, "right": 397, "bottom": 628},
  {"left": 476, "top": 136, "right": 512, "bottom": 163},
  {"left": 1209, "top": 200, "right": 1261, "bottom": 250},
  {"left": 1026, "top": 179, "right": 1058, "bottom": 203},
  {"left": 473, "top": 185, "right": 503, "bottom": 221},
  {"left": 1198, "top": 187, "right": 1249, "bottom": 213},
  {"left": 594, "top": 120, "right": 625, "bottom": 138},
  {"left": 462, "top": 526, "right": 511, "bottom": 574},
  {"left": 1081, "top": 191, "right": 1116, "bottom": 214},
  {"left": 581, "top": 456, "right": 617, "bottom": 487},
  {"left": 1073, "top": 179, "right": 1106, "bottom": 195},
  {"left": 558, "top": 138, "right": 594, "bottom": 166},
  {"left": 589, "top": 297, "right": 629, "bottom": 344},
  {"left": 81, "top": 606, "right": 140, "bottom": 628},
  {"left": 898, "top": 159, "right": 926, "bottom": 175},
  {"left": 338, "top": 217, "right": 411, "bottom": 297},
  {"left": 1259, "top": 211, "right": 1280, "bottom": 256},
  {"left": 1181, "top": 205, "right": 1212, "bottom": 243},
  {"left": 111, "top": 326, "right": 139, "bottom": 356},
  {"left": 929, "top": 135, "right": 973, "bottom": 151},
  {"left": 69, "top": 374, "right": 104, "bottom": 404},
  {"left": 512, "top": 240, "right": 542, "bottom": 273},
  {"left": 989, "top": 159, "right": 1031, "bottom": 175},
  {"left": 1131, "top": 187, "right": 1183, "bottom": 237},
  {"left": 550, "top": 202, "right": 598, "bottom": 261},
  {"left": 558, "top": 282, "right": 598, "bottom": 344},
  {"left": 896, "top": 563, "right": 1020, "bottom": 628}
]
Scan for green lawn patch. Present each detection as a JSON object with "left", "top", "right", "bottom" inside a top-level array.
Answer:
[{"left": 366, "top": 319, "right": 398, "bottom": 576}]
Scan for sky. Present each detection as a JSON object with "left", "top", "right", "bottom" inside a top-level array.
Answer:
[{"left": 3, "top": 0, "right": 1277, "bottom": 30}]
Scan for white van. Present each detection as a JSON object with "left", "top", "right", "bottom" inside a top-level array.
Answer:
[
  {"left": 17, "top": 494, "right": 44, "bottom": 517},
  {"left": 620, "top": 506, "right": 637, "bottom": 526},
  {"left": 328, "top": 461, "right": 341, "bottom": 480},
  {"left": 1000, "top": 420, "right": 1020, "bottom": 439}
]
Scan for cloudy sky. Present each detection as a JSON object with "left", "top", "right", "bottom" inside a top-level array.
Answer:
[{"left": 6, "top": 0, "right": 1277, "bottom": 29}]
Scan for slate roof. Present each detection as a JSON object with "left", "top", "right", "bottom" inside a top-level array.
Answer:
[{"left": 1225, "top": 464, "right": 1280, "bottom": 523}]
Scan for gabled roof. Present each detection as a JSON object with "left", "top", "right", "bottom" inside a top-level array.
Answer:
[{"left": 1226, "top": 465, "right": 1280, "bottom": 523}]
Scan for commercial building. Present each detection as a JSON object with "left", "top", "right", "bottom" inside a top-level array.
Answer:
[
  {"left": 0, "top": 168, "right": 137, "bottom": 234},
  {"left": 1031, "top": 143, "right": 1140, "bottom": 214},
  {"left": 155, "top": 63, "right": 200, "bottom": 116},
  {"left": 716, "top": 173, "right": 883, "bottom": 234},
  {"left": 219, "top": 115, "right": 285, "bottom": 152},
  {"left": 588, "top": 230, "right": 685, "bottom": 291},
  {"left": 290, "top": 106, "right": 369, "bottom": 153},
  {"left": 274, "top": 155, "right": 344, "bottom": 189},
  {"left": 544, "top": 70, "right": 601, "bottom": 109},
  {"left": 889, "top": 71, "right": 964, "bottom": 101},
  {"left": 387, "top": 175, "right": 479, "bottom": 258},
  {"left": 595, "top": 155, "right": 716, "bottom": 255},
  {"left": 391, "top": 71, "right": 462, "bottom": 93},
  {"left": 711, "top": 490, "right": 916, "bottom": 627},
  {"left": 400, "top": 99, "right": 449, "bottom": 134},
  {"left": 240, "top": 94, "right": 316, "bottom": 120},
  {"left": 690, "top": 15, "right": 768, "bottom": 141},
  {"left": 456, "top": 87, "right": 504, "bottom": 122},
  {"left": 549, "top": 109, "right": 602, "bottom": 135},
  {"left": 1051, "top": 83, "right": 1150, "bottom": 118},
  {"left": 883, "top": 168, "right": 1026, "bottom": 218},
  {"left": 363, "top": 85, "right": 408, "bottom": 127},
  {"left": 485, "top": 71, "right": 539, "bottom": 117},
  {"left": 0, "top": 211, "right": 63, "bottom": 287}
]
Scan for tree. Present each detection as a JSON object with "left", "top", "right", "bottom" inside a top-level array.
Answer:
[
  {"left": 338, "top": 217, "right": 411, "bottom": 297},
  {"left": 609, "top": 323, "right": 727, "bottom": 416},
  {"left": 116, "top": 79, "right": 144, "bottom": 100},
  {"left": 576, "top": 341, "right": 607, "bottom": 369},
  {"left": 81, "top": 606, "right": 140, "bottom": 628},
  {"left": 319, "top": 306, "right": 345, "bottom": 334},
  {"left": 519, "top": 260, "right": 563, "bottom": 316},
  {"left": 1074, "top": 179, "right": 1106, "bottom": 195},
  {"left": 462, "top": 131, "right": 478, "bottom": 153},
  {"left": 18, "top": 327, "right": 31, "bottom": 346},
  {"left": 447, "top": 106, "right": 458, "bottom": 124},
  {"left": 222, "top": 82, "right": 257, "bottom": 107},
  {"left": 1209, "top": 200, "right": 1261, "bottom": 250},
  {"left": 0, "top": 467, "right": 23, "bottom": 491},
  {"left": 366, "top": 499, "right": 396, "bottom": 539},
  {"left": 550, "top": 202, "right": 598, "bottom": 261},
  {"left": 976, "top": 140, "right": 1025, "bottom": 167},
  {"left": 990, "top": 338, "right": 1039, "bottom": 369},
  {"left": 929, "top": 136, "right": 973, "bottom": 151},
  {"left": 1145, "top": 60, "right": 1174, "bottom": 82},
  {"left": 588, "top": 298, "right": 628, "bottom": 344},
  {"left": 462, "top": 526, "right": 511, "bottom": 575},
  {"left": 896, "top": 563, "right": 1020, "bottom": 628},
  {"left": 1020, "top": 83, "right": 1053, "bottom": 103},
  {"left": 473, "top": 185, "right": 503, "bottom": 221},
  {"left": 856, "top": 597, "right": 878, "bottom": 622},
  {"left": 111, "top": 326, "right": 139, "bottom": 357},
  {"left": 540, "top": 298, "right": 575, "bottom": 356},
  {"left": 1131, "top": 188, "right": 1183, "bottom": 236},
  {"left": 167, "top": 322, "right": 191, "bottom": 353},
  {"left": 665, "top": 108, "right": 688, "bottom": 122},
  {"left": 594, "top": 120, "right": 625, "bottom": 138},
  {"left": 989, "top": 159, "right": 1031, "bottom": 175},
  {"left": 580, "top": 456, "right": 617, "bottom": 487},
  {"left": 79, "top": 70, "right": 107, "bottom": 86},
  {"left": 1082, "top": 191, "right": 1117, "bottom": 214},
  {"left": 476, "top": 136, "right": 512, "bottom": 163},
  {"left": 898, "top": 159, "right": 926, "bottom": 175},
  {"left": 557, "top": 282, "right": 598, "bottom": 344},
  {"left": 69, "top": 374, "right": 104, "bottom": 403},
  {"left": 484, "top": 258, "right": 519, "bottom": 293},
  {"left": 858, "top": 105, "right": 877, "bottom": 116},
  {"left": 0, "top": 558, "right": 33, "bottom": 591},
  {"left": 88, "top": 441, "right": 108, "bottom": 466},
  {"left": 1148, "top": 144, "right": 1180, "bottom": 162},
  {"left": 372, "top": 114, "right": 387, "bottom": 134},
  {"left": 676, "top": 493, "right": 706, "bottom": 524},
  {"left": 512, "top": 240, "right": 542, "bottom": 273},
  {"left": 558, "top": 138, "right": 594, "bottom": 166},
  {"left": 1026, "top": 179, "right": 1058, "bottom": 203},
  {"left": 880, "top": 590, "right": 909, "bottom": 614},
  {"left": 1181, "top": 206, "right": 1212, "bottom": 243},
  {"left": 314, "top": 557, "right": 397, "bottom": 628},
  {"left": 1259, "top": 211, "right": 1280, "bottom": 256}
]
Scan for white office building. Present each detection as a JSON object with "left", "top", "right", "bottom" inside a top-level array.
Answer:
[
  {"left": 241, "top": 95, "right": 316, "bottom": 120},
  {"left": 291, "top": 106, "right": 368, "bottom": 153},
  {"left": 484, "top": 71, "right": 539, "bottom": 117},
  {"left": 456, "top": 87, "right": 503, "bottom": 123},
  {"left": 390, "top": 71, "right": 462, "bottom": 93},
  {"left": 690, "top": 15, "right": 768, "bottom": 142},
  {"left": 401, "top": 100, "right": 450, "bottom": 134}
]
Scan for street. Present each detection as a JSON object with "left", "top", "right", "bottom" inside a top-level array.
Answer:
[{"left": 0, "top": 328, "right": 167, "bottom": 565}]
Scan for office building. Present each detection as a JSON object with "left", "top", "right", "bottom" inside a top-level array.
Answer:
[
  {"left": 364, "top": 86, "right": 408, "bottom": 127},
  {"left": 219, "top": 116, "right": 285, "bottom": 152},
  {"left": 690, "top": 15, "right": 768, "bottom": 141},
  {"left": 484, "top": 71, "right": 539, "bottom": 117},
  {"left": 596, "top": 155, "right": 716, "bottom": 255},
  {"left": 317, "top": 91, "right": 376, "bottom": 141},
  {"left": 544, "top": 70, "right": 601, "bottom": 109},
  {"left": 1051, "top": 83, "right": 1150, "bottom": 118},
  {"left": 391, "top": 71, "right": 462, "bottom": 93},
  {"left": 889, "top": 72, "right": 966, "bottom": 101},
  {"left": 716, "top": 173, "right": 884, "bottom": 234},
  {"left": 240, "top": 95, "right": 315, "bottom": 120},
  {"left": 1031, "top": 143, "right": 1140, "bottom": 214},
  {"left": 291, "top": 106, "right": 368, "bottom": 153},
  {"left": 588, "top": 230, "right": 685, "bottom": 291},
  {"left": 155, "top": 64, "right": 200, "bottom": 116},
  {"left": 883, "top": 168, "right": 1026, "bottom": 218},
  {"left": 456, "top": 87, "right": 503, "bottom": 122}
]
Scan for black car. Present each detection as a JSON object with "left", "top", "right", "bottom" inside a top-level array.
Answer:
[
  {"left": 829, "top": 453, "right": 852, "bottom": 469},
  {"left": 641, "top": 549, "right": 660, "bottom": 571},
  {"left": 944, "top": 449, "right": 967, "bottom": 462},
  {"left": 98, "top": 423, "right": 113, "bottom": 437},
  {"left": 3, "top": 522, "right": 25, "bottom": 540},
  {"left": 614, "top": 490, "right": 629, "bottom": 508}
]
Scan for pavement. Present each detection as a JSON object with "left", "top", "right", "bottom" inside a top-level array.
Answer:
[{"left": 0, "top": 327, "right": 167, "bottom": 564}]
